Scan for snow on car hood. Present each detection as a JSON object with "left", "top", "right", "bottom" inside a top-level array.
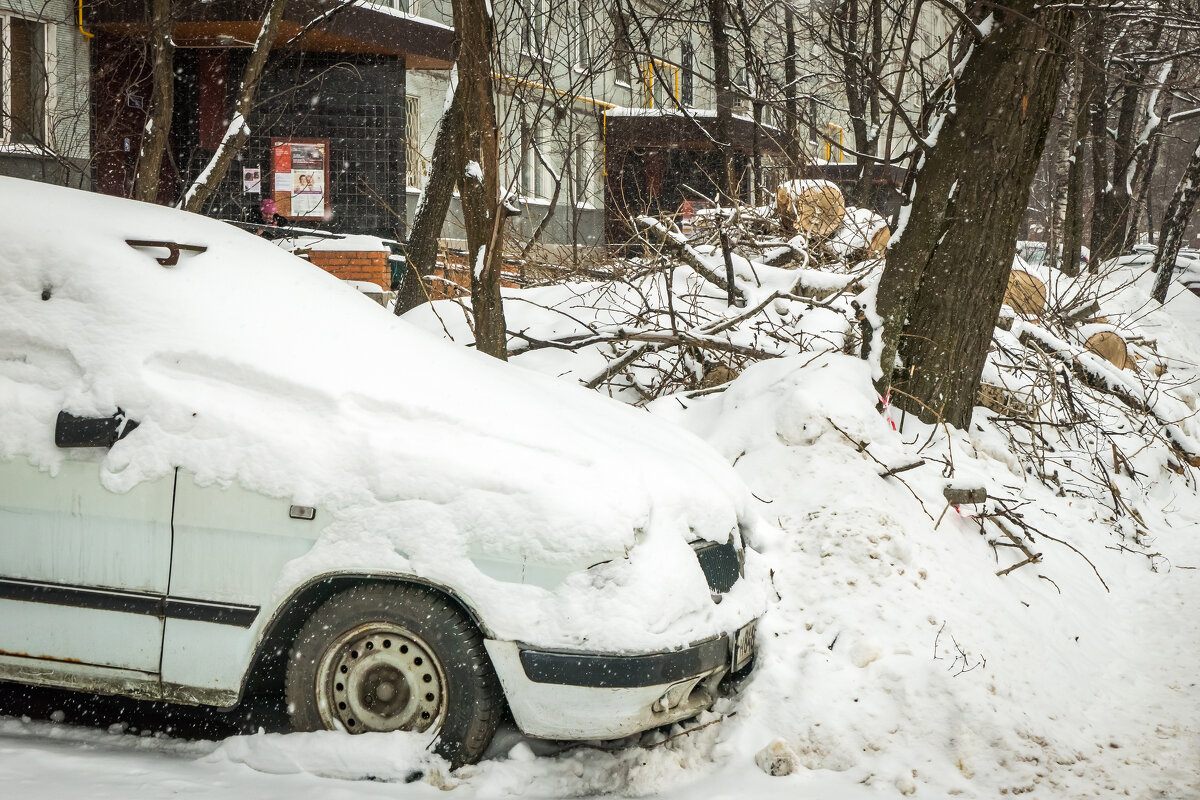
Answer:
[{"left": 0, "top": 179, "right": 763, "bottom": 649}]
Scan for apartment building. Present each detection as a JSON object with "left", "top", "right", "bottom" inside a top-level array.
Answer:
[
  {"left": 404, "top": 0, "right": 956, "bottom": 254},
  {"left": 0, "top": 0, "right": 91, "bottom": 187},
  {"left": 79, "top": 0, "right": 452, "bottom": 246},
  {"left": 404, "top": 0, "right": 782, "bottom": 254}
]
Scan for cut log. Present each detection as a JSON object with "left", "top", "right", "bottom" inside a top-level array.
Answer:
[
  {"left": 978, "top": 382, "right": 1036, "bottom": 418},
  {"left": 1019, "top": 328, "right": 1200, "bottom": 464},
  {"left": 868, "top": 225, "right": 891, "bottom": 254},
  {"left": 824, "top": 206, "right": 890, "bottom": 261},
  {"left": 1083, "top": 330, "right": 1129, "bottom": 370},
  {"left": 1004, "top": 270, "right": 1047, "bottom": 317},
  {"left": 777, "top": 179, "right": 845, "bottom": 238},
  {"left": 700, "top": 364, "right": 739, "bottom": 389}
]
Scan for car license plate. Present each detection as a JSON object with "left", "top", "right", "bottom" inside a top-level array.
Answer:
[{"left": 732, "top": 620, "right": 757, "bottom": 671}]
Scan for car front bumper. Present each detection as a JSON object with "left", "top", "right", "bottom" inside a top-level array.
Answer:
[{"left": 483, "top": 619, "right": 758, "bottom": 741}]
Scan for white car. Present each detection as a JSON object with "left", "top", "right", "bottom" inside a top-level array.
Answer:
[
  {"left": 1101, "top": 250, "right": 1200, "bottom": 290},
  {"left": 0, "top": 180, "right": 764, "bottom": 765}
]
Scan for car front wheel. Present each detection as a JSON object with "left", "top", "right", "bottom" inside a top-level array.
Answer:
[{"left": 284, "top": 583, "right": 502, "bottom": 767}]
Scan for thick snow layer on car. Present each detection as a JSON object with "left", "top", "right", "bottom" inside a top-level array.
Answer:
[{"left": 0, "top": 178, "right": 764, "bottom": 650}]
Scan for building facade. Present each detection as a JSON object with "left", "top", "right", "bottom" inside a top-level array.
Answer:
[
  {"left": 0, "top": 0, "right": 91, "bottom": 187},
  {"left": 86, "top": 0, "right": 453, "bottom": 243},
  {"left": 403, "top": 0, "right": 954, "bottom": 255}
]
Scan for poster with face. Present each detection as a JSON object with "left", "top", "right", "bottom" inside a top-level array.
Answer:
[
  {"left": 271, "top": 139, "right": 330, "bottom": 220},
  {"left": 242, "top": 167, "right": 262, "bottom": 193}
]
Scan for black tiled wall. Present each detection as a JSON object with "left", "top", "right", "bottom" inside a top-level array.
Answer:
[{"left": 174, "top": 50, "right": 407, "bottom": 240}]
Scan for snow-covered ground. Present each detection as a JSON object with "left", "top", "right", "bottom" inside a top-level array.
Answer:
[
  {"left": 2, "top": 338, "right": 1196, "bottom": 798},
  {"left": 2, "top": 185, "right": 1198, "bottom": 796}
]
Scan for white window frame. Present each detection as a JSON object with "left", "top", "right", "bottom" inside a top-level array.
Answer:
[
  {"left": 520, "top": 119, "right": 553, "bottom": 200},
  {"left": 0, "top": 13, "right": 55, "bottom": 148},
  {"left": 573, "top": 133, "right": 591, "bottom": 205},
  {"left": 573, "top": 0, "right": 592, "bottom": 71},
  {"left": 520, "top": 0, "right": 546, "bottom": 56},
  {"left": 372, "top": 0, "right": 417, "bottom": 15}
]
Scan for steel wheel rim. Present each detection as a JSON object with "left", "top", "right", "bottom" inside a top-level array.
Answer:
[{"left": 314, "top": 622, "right": 447, "bottom": 734}]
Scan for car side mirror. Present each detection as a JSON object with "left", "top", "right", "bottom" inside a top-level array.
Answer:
[{"left": 55, "top": 410, "right": 140, "bottom": 448}]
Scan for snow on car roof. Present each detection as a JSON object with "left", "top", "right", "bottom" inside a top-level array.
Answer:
[{"left": 0, "top": 178, "right": 763, "bottom": 650}]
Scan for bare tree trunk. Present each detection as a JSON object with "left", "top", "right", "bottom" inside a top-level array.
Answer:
[
  {"left": 181, "top": 0, "right": 289, "bottom": 213},
  {"left": 852, "top": 0, "right": 883, "bottom": 205},
  {"left": 1151, "top": 135, "right": 1200, "bottom": 303},
  {"left": 1125, "top": 60, "right": 1176, "bottom": 252},
  {"left": 1096, "top": 75, "right": 1143, "bottom": 261},
  {"left": 874, "top": 2, "right": 1073, "bottom": 428},
  {"left": 752, "top": 100, "right": 763, "bottom": 205},
  {"left": 395, "top": 79, "right": 465, "bottom": 315},
  {"left": 132, "top": 0, "right": 173, "bottom": 203},
  {"left": 1062, "top": 15, "right": 1102, "bottom": 277},
  {"left": 1087, "top": 39, "right": 1111, "bottom": 267},
  {"left": 453, "top": 0, "right": 507, "bottom": 360},
  {"left": 784, "top": 8, "right": 800, "bottom": 180},
  {"left": 1048, "top": 45, "right": 1082, "bottom": 272},
  {"left": 706, "top": 0, "right": 734, "bottom": 200}
]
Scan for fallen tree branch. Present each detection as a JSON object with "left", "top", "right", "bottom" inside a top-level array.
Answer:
[{"left": 632, "top": 215, "right": 745, "bottom": 303}]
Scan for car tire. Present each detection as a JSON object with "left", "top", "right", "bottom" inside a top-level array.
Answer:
[{"left": 284, "top": 583, "right": 502, "bottom": 767}]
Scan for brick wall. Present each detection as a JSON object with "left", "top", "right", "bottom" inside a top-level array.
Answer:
[
  {"left": 423, "top": 252, "right": 521, "bottom": 301},
  {"left": 299, "top": 250, "right": 391, "bottom": 287}
]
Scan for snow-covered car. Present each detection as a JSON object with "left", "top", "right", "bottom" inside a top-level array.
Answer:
[
  {"left": 1101, "top": 249, "right": 1200, "bottom": 292},
  {"left": 1015, "top": 240, "right": 1090, "bottom": 270},
  {"left": 0, "top": 179, "right": 765, "bottom": 765}
]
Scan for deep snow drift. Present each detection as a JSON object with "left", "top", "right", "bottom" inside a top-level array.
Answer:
[{"left": 0, "top": 179, "right": 1197, "bottom": 797}]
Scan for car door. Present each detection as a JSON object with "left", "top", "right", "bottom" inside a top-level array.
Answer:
[
  {"left": 159, "top": 471, "right": 328, "bottom": 701},
  {"left": 0, "top": 419, "right": 174, "bottom": 677}
]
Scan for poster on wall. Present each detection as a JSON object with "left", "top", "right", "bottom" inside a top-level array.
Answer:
[
  {"left": 242, "top": 167, "right": 261, "bottom": 193},
  {"left": 271, "top": 138, "right": 330, "bottom": 220}
]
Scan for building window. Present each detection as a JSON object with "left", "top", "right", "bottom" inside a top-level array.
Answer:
[
  {"left": 2, "top": 15, "right": 50, "bottom": 145},
  {"left": 520, "top": 121, "right": 545, "bottom": 198},
  {"left": 643, "top": 59, "right": 679, "bottom": 109},
  {"left": 372, "top": 0, "right": 417, "bottom": 14},
  {"left": 405, "top": 96, "right": 422, "bottom": 188},
  {"left": 612, "top": 7, "right": 631, "bottom": 85},
  {"left": 680, "top": 40, "right": 694, "bottom": 107},
  {"left": 574, "top": 0, "right": 592, "bottom": 68},
  {"left": 519, "top": 121, "right": 557, "bottom": 199},
  {"left": 521, "top": 0, "right": 545, "bottom": 53},
  {"left": 574, "top": 133, "right": 593, "bottom": 203}
]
